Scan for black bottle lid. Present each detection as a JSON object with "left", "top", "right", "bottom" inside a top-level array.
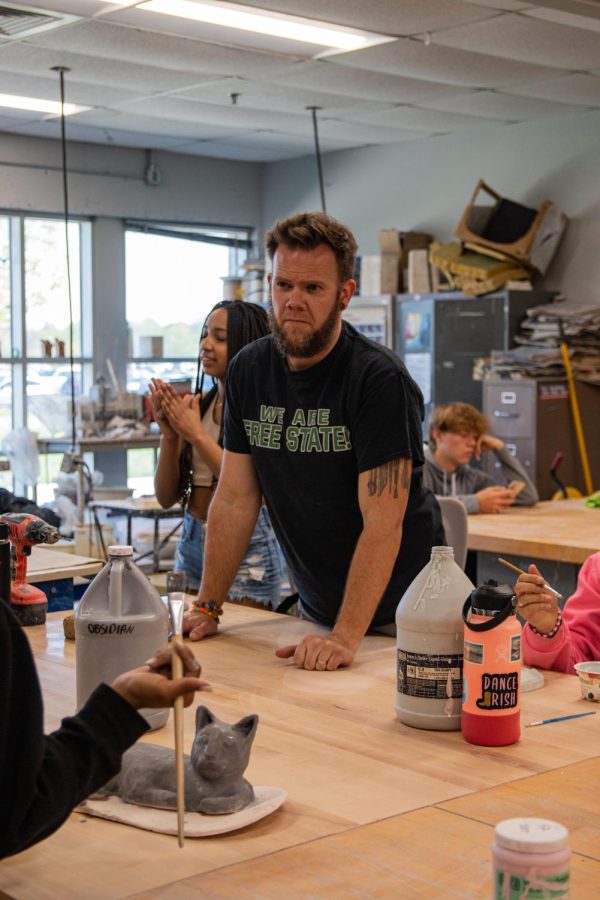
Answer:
[{"left": 469, "top": 579, "right": 514, "bottom": 614}]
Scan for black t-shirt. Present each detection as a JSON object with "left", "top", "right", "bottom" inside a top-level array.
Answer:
[{"left": 225, "top": 321, "right": 443, "bottom": 627}]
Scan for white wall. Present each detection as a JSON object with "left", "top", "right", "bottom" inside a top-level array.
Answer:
[
  {"left": 261, "top": 109, "right": 600, "bottom": 306},
  {"left": 0, "top": 132, "right": 263, "bottom": 228}
]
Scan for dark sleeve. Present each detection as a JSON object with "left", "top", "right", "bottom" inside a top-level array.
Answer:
[
  {"left": 352, "top": 364, "right": 425, "bottom": 474},
  {"left": 223, "top": 351, "right": 252, "bottom": 454},
  {"left": 0, "top": 603, "right": 148, "bottom": 860}
]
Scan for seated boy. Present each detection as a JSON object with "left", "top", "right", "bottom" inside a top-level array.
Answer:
[{"left": 423, "top": 402, "right": 538, "bottom": 514}]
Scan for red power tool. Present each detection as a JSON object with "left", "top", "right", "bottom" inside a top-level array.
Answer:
[{"left": 0, "top": 513, "right": 59, "bottom": 625}]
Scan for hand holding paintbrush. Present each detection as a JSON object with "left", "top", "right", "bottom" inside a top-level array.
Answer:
[{"left": 498, "top": 558, "right": 563, "bottom": 636}]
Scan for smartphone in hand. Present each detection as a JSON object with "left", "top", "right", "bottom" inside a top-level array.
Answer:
[{"left": 508, "top": 480, "right": 526, "bottom": 497}]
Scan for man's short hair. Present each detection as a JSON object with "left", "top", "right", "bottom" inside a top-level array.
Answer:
[
  {"left": 429, "top": 403, "right": 489, "bottom": 449},
  {"left": 266, "top": 211, "right": 358, "bottom": 284}
]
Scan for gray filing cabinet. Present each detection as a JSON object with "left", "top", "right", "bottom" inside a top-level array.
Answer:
[
  {"left": 394, "top": 290, "right": 553, "bottom": 430},
  {"left": 483, "top": 374, "right": 600, "bottom": 500}
]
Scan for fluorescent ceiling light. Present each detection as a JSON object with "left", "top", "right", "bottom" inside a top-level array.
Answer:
[
  {"left": 0, "top": 93, "right": 89, "bottom": 116},
  {"left": 126, "top": 0, "right": 394, "bottom": 51}
]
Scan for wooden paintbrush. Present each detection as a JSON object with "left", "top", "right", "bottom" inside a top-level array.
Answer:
[
  {"left": 497, "top": 557, "right": 563, "bottom": 601},
  {"left": 168, "top": 597, "right": 186, "bottom": 848}
]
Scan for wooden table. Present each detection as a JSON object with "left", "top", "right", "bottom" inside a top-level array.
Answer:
[
  {"left": 1, "top": 606, "right": 598, "bottom": 899},
  {"left": 37, "top": 435, "right": 161, "bottom": 455},
  {"left": 468, "top": 498, "right": 600, "bottom": 598},
  {"left": 467, "top": 498, "right": 600, "bottom": 564},
  {"left": 88, "top": 497, "right": 182, "bottom": 572},
  {"left": 26, "top": 547, "right": 103, "bottom": 610},
  {"left": 28, "top": 547, "right": 104, "bottom": 584}
]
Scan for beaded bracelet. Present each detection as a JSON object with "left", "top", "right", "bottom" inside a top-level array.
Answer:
[
  {"left": 531, "top": 608, "right": 562, "bottom": 639},
  {"left": 191, "top": 599, "right": 222, "bottom": 624}
]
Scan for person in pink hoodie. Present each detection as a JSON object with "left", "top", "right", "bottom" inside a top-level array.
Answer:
[{"left": 515, "top": 553, "right": 600, "bottom": 674}]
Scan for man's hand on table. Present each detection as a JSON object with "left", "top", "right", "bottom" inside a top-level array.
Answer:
[
  {"left": 183, "top": 608, "right": 219, "bottom": 641},
  {"left": 276, "top": 633, "right": 357, "bottom": 671}
]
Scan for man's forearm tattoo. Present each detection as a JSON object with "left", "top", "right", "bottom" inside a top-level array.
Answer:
[{"left": 367, "top": 459, "right": 412, "bottom": 497}]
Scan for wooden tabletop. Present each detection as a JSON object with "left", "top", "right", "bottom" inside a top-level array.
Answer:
[
  {"left": 88, "top": 497, "right": 181, "bottom": 515},
  {"left": 27, "top": 546, "right": 103, "bottom": 583},
  {"left": 37, "top": 435, "right": 161, "bottom": 454},
  {"left": 467, "top": 498, "right": 600, "bottom": 563},
  {"left": 1, "top": 606, "right": 598, "bottom": 899}
]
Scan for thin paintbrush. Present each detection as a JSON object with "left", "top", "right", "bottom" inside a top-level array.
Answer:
[
  {"left": 527, "top": 711, "right": 596, "bottom": 727},
  {"left": 168, "top": 596, "right": 186, "bottom": 848},
  {"left": 497, "top": 557, "right": 563, "bottom": 601}
]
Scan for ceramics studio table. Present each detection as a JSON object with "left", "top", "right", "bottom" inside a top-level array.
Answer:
[
  {"left": 27, "top": 546, "right": 103, "bottom": 610},
  {"left": 467, "top": 498, "right": 600, "bottom": 598},
  {"left": 1, "top": 607, "right": 599, "bottom": 899}
]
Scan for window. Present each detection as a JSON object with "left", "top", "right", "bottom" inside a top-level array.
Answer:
[
  {"left": 125, "top": 222, "right": 252, "bottom": 394},
  {"left": 0, "top": 212, "right": 92, "bottom": 497}
]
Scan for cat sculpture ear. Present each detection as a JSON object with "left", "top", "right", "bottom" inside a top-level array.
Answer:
[
  {"left": 234, "top": 714, "right": 259, "bottom": 743},
  {"left": 195, "top": 706, "right": 215, "bottom": 730}
]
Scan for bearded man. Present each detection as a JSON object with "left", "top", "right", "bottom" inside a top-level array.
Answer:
[{"left": 183, "top": 211, "right": 444, "bottom": 670}]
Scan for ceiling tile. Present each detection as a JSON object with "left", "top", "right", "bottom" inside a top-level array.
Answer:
[
  {"left": 460, "top": 0, "right": 531, "bottom": 8},
  {"left": 170, "top": 77, "right": 394, "bottom": 118},
  {"left": 0, "top": 41, "right": 217, "bottom": 95},
  {"left": 345, "top": 104, "right": 504, "bottom": 132},
  {"left": 106, "top": 95, "right": 315, "bottom": 133},
  {"left": 1, "top": 118, "right": 199, "bottom": 151},
  {"left": 431, "top": 12, "right": 600, "bottom": 69},
  {"left": 272, "top": 60, "right": 467, "bottom": 104},
  {"left": 0, "top": 69, "right": 143, "bottom": 107},
  {"left": 301, "top": 119, "right": 431, "bottom": 144},
  {"left": 509, "top": 73, "right": 600, "bottom": 107},
  {"left": 233, "top": 0, "right": 497, "bottom": 33},
  {"left": 330, "top": 36, "right": 564, "bottom": 88},
  {"left": 70, "top": 108, "right": 249, "bottom": 140},
  {"left": 421, "top": 89, "right": 582, "bottom": 120},
  {"left": 28, "top": 20, "right": 304, "bottom": 77}
]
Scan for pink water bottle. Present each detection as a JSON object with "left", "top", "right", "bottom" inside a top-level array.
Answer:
[{"left": 461, "top": 580, "right": 521, "bottom": 747}]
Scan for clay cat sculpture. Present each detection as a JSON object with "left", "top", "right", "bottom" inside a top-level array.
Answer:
[{"left": 95, "top": 706, "right": 258, "bottom": 815}]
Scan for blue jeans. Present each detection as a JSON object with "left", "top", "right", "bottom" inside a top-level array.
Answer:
[{"left": 174, "top": 506, "right": 283, "bottom": 609}]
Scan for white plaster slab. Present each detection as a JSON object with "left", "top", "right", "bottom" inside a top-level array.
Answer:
[{"left": 77, "top": 786, "right": 287, "bottom": 837}]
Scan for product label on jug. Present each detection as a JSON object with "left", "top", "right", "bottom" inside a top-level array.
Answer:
[
  {"left": 397, "top": 650, "right": 462, "bottom": 699},
  {"left": 87, "top": 623, "right": 135, "bottom": 635}
]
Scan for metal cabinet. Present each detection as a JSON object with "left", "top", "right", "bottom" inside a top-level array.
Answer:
[
  {"left": 394, "top": 289, "right": 552, "bottom": 430},
  {"left": 483, "top": 375, "right": 600, "bottom": 499}
]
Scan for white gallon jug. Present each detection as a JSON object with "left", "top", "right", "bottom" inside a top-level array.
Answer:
[
  {"left": 395, "top": 546, "right": 474, "bottom": 731},
  {"left": 75, "top": 545, "right": 170, "bottom": 730}
]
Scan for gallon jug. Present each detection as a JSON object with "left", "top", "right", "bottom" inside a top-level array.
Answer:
[
  {"left": 75, "top": 545, "right": 170, "bottom": 730},
  {"left": 462, "top": 579, "right": 522, "bottom": 747},
  {"left": 395, "top": 546, "right": 474, "bottom": 731}
]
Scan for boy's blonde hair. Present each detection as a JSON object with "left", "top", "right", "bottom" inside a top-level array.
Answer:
[{"left": 429, "top": 403, "right": 489, "bottom": 450}]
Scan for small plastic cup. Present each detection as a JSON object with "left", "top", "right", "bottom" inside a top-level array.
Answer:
[{"left": 574, "top": 661, "right": 600, "bottom": 701}]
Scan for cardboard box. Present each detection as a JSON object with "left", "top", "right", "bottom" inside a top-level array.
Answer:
[
  {"left": 407, "top": 249, "right": 432, "bottom": 293},
  {"left": 358, "top": 254, "right": 400, "bottom": 295},
  {"left": 456, "top": 180, "right": 568, "bottom": 274},
  {"left": 358, "top": 231, "right": 433, "bottom": 295},
  {"left": 138, "top": 336, "right": 164, "bottom": 358}
]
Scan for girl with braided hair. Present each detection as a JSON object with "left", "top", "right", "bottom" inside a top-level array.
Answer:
[{"left": 149, "top": 300, "right": 283, "bottom": 608}]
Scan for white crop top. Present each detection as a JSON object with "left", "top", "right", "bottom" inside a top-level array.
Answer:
[{"left": 191, "top": 395, "right": 220, "bottom": 487}]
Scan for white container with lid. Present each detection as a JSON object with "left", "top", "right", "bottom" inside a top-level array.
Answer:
[
  {"left": 492, "top": 817, "right": 570, "bottom": 899},
  {"left": 75, "top": 545, "right": 170, "bottom": 730},
  {"left": 395, "top": 546, "right": 474, "bottom": 731}
]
